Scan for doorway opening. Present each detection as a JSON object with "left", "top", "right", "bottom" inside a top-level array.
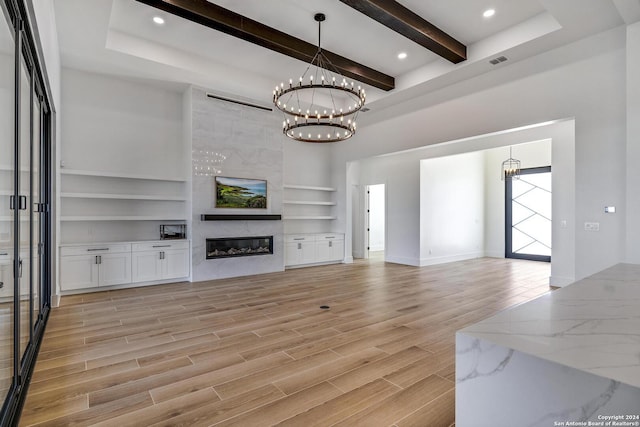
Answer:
[
  {"left": 505, "top": 166, "right": 552, "bottom": 262},
  {"left": 365, "top": 184, "right": 385, "bottom": 259}
]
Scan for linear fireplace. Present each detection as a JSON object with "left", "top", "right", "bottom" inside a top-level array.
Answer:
[{"left": 206, "top": 236, "right": 274, "bottom": 259}]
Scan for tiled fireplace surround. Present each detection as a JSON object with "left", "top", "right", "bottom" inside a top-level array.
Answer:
[{"left": 191, "top": 88, "right": 285, "bottom": 281}]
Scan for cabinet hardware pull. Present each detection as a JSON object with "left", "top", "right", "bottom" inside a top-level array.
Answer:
[
  {"left": 329, "top": 241, "right": 333, "bottom": 248},
  {"left": 325, "top": 237, "right": 335, "bottom": 239},
  {"left": 19, "top": 195, "right": 27, "bottom": 210},
  {"left": 293, "top": 238, "right": 304, "bottom": 241},
  {"left": 153, "top": 245, "right": 171, "bottom": 248},
  {"left": 0, "top": 282, "right": 3, "bottom": 289},
  {"left": 18, "top": 259, "right": 23, "bottom": 278},
  {"left": 0, "top": 253, "right": 8, "bottom": 256},
  {"left": 98, "top": 255, "right": 102, "bottom": 264},
  {"left": 297, "top": 243, "right": 302, "bottom": 250},
  {"left": 87, "top": 248, "right": 109, "bottom": 251}
]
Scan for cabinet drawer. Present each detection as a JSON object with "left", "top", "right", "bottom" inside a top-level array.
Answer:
[
  {"left": 132, "top": 240, "right": 189, "bottom": 252},
  {"left": 285, "top": 234, "right": 315, "bottom": 243},
  {"left": 316, "top": 233, "right": 344, "bottom": 241},
  {"left": 60, "top": 243, "right": 131, "bottom": 256}
]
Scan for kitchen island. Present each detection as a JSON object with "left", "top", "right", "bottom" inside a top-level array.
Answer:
[{"left": 456, "top": 263, "right": 640, "bottom": 426}]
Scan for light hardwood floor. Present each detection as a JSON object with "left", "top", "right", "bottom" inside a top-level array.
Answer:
[{"left": 21, "top": 257, "right": 551, "bottom": 426}]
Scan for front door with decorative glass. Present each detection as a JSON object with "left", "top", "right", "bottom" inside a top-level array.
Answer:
[{"left": 505, "top": 166, "right": 551, "bottom": 262}]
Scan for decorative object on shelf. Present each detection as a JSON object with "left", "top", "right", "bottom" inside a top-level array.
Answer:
[
  {"left": 272, "top": 13, "right": 365, "bottom": 143},
  {"left": 192, "top": 150, "right": 226, "bottom": 177},
  {"left": 215, "top": 176, "right": 267, "bottom": 209},
  {"left": 160, "top": 224, "right": 186, "bottom": 240},
  {"left": 501, "top": 146, "right": 521, "bottom": 181}
]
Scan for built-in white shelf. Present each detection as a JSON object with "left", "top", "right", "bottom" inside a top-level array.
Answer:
[
  {"left": 61, "top": 168, "right": 187, "bottom": 182},
  {"left": 284, "top": 184, "right": 336, "bottom": 192},
  {"left": 283, "top": 200, "right": 336, "bottom": 206},
  {"left": 61, "top": 216, "right": 189, "bottom": 221},
  {"left": 61, "top": 192, "right": 187, "bottom": 201},
  {"left": 0, "top": 165, "right": 30, "bottom": 173},
  {"left": 283, "top": 216, "right": 337, "bottom": 220}
]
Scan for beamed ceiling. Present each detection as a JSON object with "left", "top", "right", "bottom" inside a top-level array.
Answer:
[{"left": 52, "top": 0, "right": 640, "bottom": 111}]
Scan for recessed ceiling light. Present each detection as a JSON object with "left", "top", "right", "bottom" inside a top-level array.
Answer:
[
  {"left": 153, "top": 16, "right": 165, "bottom": 25},
  {"left": 397, "top": 52, "right": 408, "bottom": 60},
  {"left": 483, "top": 9, "right": 495, "bottom": 18}
]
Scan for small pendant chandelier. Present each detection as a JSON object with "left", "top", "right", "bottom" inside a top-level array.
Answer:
[
  {"left": 501, "top": 146, "right": 521, "bottom": 180},
  {"left": 272, "top": 13, "right": 366, "bottom": 143}
]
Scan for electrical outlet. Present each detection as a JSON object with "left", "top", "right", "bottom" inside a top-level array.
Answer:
[{"left": 584, "top": 222, "right": 600, "bottom": 232}]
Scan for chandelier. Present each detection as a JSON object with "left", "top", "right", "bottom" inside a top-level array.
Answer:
[
  {"left": 501, "top": 146, "right": 521, "bottom": 180},
  {"left": 272, "top": 13, "right": 366, "bottom": 143}
]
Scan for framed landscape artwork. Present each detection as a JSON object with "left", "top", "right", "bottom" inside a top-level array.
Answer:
[{"left": 215, "top": 176, "right": 267, "bottom": 209}]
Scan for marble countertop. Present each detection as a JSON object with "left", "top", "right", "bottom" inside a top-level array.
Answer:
[{"left": 458, "top": 263, "right": 640, "bottom": 388}]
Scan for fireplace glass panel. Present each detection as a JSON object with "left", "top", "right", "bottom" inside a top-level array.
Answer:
[{"left": 206, "top": 236, "right": 273, "bottom": 259}]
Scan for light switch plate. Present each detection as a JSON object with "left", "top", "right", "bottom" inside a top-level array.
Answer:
[{"left": 584, "top": 222, "right": 600, "bottom": 232}]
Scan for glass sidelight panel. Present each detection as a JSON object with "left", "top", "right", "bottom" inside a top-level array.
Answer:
[
  {"left": 506, "top": 167, "right": 552, "bottom": 262},
  {"left": 18, "top": 51, "right": 30, "bottom": 359},
  {"left": 31, "top": 84, "right": 41, "bottom": 334},
  {"left": 0, "top": 5, "right": 15, "bottom": 403}
]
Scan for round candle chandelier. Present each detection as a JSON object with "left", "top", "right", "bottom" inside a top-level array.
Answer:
[{"left": 272, "top": 13, "right": 366, "bottom": 143}]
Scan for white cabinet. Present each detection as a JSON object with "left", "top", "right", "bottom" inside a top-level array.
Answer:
[
  {"left": 0, "top": 252, "right": 13, "bottom": 299},
  {"left": 61, "top": 240, "right": 190, "bottom": 292},
  {"left": 285, "top": 233, "right": 344, "bottom": 267},
  {"left": 315, "top": 234, "right": 345, "bottom": 263},
  {"left": 60, "top": 243, "right": 132, "bottom": 291},
  {"left": 131, "top": 240, "right": 190, "bottom": 283},
  {"left": 285, "top": 235, "right": 316, "bottom": 266},
  {"left": 60, "top": 254, "right": 99, "bottom": 291}
]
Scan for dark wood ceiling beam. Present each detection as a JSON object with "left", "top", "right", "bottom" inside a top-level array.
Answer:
[
  {"left": 339, "top": 0, "right": 466, "bottom": 63},
  {"left": 134, "top": 0, "right": 395, "bottom": 91}
]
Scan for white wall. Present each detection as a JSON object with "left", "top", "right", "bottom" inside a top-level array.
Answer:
[
  {"left": 420, "top": 151, "right": 485, "bottom": 266},
  {"left": 368, "top": 184, "right": 385, "bottom": 252},
  {"left": 626, "top": 21, "right": 640, "bottom": 263},
  {"left": 336, "top": 27, "right": 625, "bottom": 283},
  {"left": 61, "top": 68, "right": 184, "bottom": 176}
]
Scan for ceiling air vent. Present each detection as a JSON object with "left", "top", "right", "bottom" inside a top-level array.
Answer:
[{"left": 489, "top": 56, "right": 508, "bottom": 65}]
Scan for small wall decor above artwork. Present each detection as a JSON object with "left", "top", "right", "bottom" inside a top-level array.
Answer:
[{"left": 215, "top": 176, "right": 267, "bottom": 209}]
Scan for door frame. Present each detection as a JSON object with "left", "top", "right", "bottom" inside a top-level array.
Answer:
[{"left": 505, "top": 166, "right": 551, "bottom": 262}]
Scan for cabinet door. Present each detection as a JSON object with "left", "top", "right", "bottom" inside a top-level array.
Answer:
[
  {"left": 316, "top": 241, "right": 332, "bottom": 263},
  {"left": 0, "top": 259, "right": 12, "bottom": 300},
  {"left": 60, "top": 255, "right": 99, "bottom": 291},
  {"left": 99, "top": 252, "right": 132, "bottom": 287},
  {"left": 162, "top": 248, "right": 189, "bottom": 280},
  {"left": 131, "top": 251, "right": 161, "bottom": 283},
  {"left": 330, "top": 240, "right": 345, "bottom": 261},
  {"left": 299, "top": 241, "right": 316, "bottom": 265},
  {"left": 285, "top": 242, "right": 299, "bottom": 266}
]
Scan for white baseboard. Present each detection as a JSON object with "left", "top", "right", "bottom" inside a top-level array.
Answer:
[
  {"left": 419, "top": 251, "right": 484, "bottom": 267},
  {"left": 484, "top": 251, "right": 504, "bottom": 259},
  {"left": 59, "top": 276, "right": 191, "bottom": 296},
  {"left": 343, "top": 256, "right": 354, "bottom": 264},
  {"left": 384, "top": 255, "right": 421, "bottom": 267},
  {"left": 549, "top": 275, "right": 575, "bottom": 287}
]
